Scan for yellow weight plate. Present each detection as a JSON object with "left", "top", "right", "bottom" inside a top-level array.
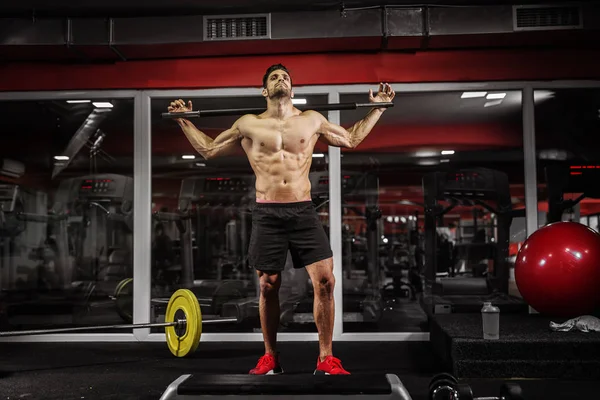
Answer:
[
  {"left": 114, "top": 278, "right": 133, "bottom": 323},
  {"left": 165, "top": 289, "right": 202, "bottom": 357},
  {"left": 114, "top": 277, "right": 132, "bottom": 297}
]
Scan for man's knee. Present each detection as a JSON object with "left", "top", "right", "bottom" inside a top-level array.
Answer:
[
  {"left": 311, "top": 260, "right": 335, "bottom": 298},
  {"left": 257, "top": 271, "right": 281, "bottom": 297},
  {"left": 315, "top": 274, "right": 335, "bottom": 298}
]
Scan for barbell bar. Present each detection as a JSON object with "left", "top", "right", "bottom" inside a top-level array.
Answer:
[
  {"left": 0, "top": 289, "right": 237, "bottom": 357},
  {"left": 0, "top": 318, "right": 236, "bottom": 337},
  {"left": 160, "top": 101, "right": 394, "bottom": 119}
]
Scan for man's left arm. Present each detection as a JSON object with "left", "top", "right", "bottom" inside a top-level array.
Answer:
[{"left": 316, "top": 83, "right": 395, "bottom": 149}]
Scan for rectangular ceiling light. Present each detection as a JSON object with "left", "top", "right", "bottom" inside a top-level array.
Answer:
[
  {"left": 486, "top": 93, "right": 507, "bottom": 100},
  {"left": 92, "top": 102, "right": 113, "bottom": 108},
  {"left": 182, "top": 155, "right": 196, "bottom": 160},
  {"left": 417, "top": 159, "right": 439, "bottom": 166},
  {"left": 415, "top": 150, "right": 437, "bottom": 158},
  {"left": 484, "top": 100, "right": 503, "bottom": 107},
  {"left": 54, "top": 155, "right": 70, "bottom": 161},
  {"left": 292, "top": 98, "right": 307, "bottom": 105},
  {"left": 441, "top": 150, "right": 455, "bottom": 155},
  {"left": 66, "top": 100, "right": 91, "bottom": 104},
  {"left": 461, "top": 92, "right": 487, "bottom": 99},
  {"left": 312, "top": 153, "right": 325, "bottom": 158}
]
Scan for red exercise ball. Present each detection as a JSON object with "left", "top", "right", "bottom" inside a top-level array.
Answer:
[{"left": 515, "top": 221, "right": 600, "bottom": 317}]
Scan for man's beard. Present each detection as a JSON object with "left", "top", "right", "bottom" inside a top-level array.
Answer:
[{"left": 268, "top": 85, "right": 290, "bottom": 99}]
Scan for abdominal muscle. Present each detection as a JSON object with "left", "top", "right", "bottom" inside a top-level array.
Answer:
[{"left": 249, "top": 150, "right": 313, "bottom": 203}]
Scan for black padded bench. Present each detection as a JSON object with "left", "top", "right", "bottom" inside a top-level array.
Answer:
[{"left": 159, "top": 373, "right": 412, "bottom": 399}]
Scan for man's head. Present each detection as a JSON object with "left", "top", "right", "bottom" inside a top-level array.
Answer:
[{"left": 262, "top": 63, "right": 293, "bottom": 100}]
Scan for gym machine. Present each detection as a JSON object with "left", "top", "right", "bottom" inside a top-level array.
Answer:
[
  {"left": 420, "top": 168, "right": 527, "bottom": 315},
  {"left": 381, "top": 204, "right": 423, "bottom": 302},
  {"left": 177, "top": 175, "right": 255, "bottom": 282},
  {"left": 0, "top": 174, "right": 133, "bottom": 323},
  {"left": 0, "top": 184, "right": 65, "bottom": 292},
  {"left": 545, "top": 163, "right": 600, "bottom": 224},
  {"left": 13, "top": 173, "right": 137, "bottom": 323},
  {"left": 153, "top": 175, "right": 254, "bottom": 321},
  {"left": 114, "top": 175, "right": 253, "bottom": 324},
  {"left": 56, "top": 174, "right": 134, "bottom": 293},
  {"left": 0, "top": 184, "right": 75, "bottom": 313}
]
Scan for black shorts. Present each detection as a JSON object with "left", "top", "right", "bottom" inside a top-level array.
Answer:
[{"left": 248, "top": 201, "right": 333, "bottom": 272}]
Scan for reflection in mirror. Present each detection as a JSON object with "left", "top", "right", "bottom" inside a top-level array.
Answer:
[
  {"left": 150, "top": 95, "right": 330, "bottom": 333},
  {"left": 339, "top": 90, "right": 529, "bottom": 332},
  {"left": 0, "top": 98, "right": 134, "bottom": 332},
  {"left": 534, "top": 89, "right": 600, "bottom": 229}
]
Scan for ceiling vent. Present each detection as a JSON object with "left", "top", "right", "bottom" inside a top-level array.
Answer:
[
  {"left": 513, "top": 4, "right": 582, "bottom": 31},
  {"left": 203, "top": 14, "right": 271, "bottom": 41}
]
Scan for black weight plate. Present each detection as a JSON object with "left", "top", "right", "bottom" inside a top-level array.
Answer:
[{"left": 456, "top": 383, "right": 474, "bottom": 400}]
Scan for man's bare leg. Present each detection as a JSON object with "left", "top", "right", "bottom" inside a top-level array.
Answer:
[
  {"left": 257, "top": 270, "right": 282, "bottom": 355},
  {"left": 305, "top": 257, "right": 335, "bottom": 361}
]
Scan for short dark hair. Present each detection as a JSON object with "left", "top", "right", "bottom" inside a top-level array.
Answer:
[{"left": 262, "top": 64, "right": 292, "bottom": 88}]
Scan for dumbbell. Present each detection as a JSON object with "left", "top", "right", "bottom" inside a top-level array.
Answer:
[
  {"left": 429, "top": 373, "right": 525, "bottom": 400},
  {"left": 429, "top": 373, "right": 459, "bottom": 399}
]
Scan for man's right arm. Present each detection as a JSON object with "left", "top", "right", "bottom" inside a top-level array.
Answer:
[{"left": 176, "top": 117, "right": 244, "bottom": 160}]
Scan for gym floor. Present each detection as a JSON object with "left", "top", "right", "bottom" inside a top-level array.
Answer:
[{"left": 1, "top": 341, "right": 597, "bottom": 400}]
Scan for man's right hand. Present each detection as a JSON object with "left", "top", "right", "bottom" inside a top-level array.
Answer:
[{"left": 167, "top": 99, "right": 193, "bottom": 122}]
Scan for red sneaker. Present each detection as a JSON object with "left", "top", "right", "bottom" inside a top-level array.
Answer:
[
  {"left": 249, "top": 353, "right": 284, "bottom": 375},
  {"left": 314, "top": 355, "right": 351, "bottom": 375}
]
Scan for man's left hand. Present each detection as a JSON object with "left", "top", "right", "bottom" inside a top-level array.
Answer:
[{"left": 369, "top": 83, "right": 396, "bottom": 111}]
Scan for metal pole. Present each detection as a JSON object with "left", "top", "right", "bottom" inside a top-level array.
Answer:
[
  {"left": 523, "top": 86, "right": 539, "bottom": 238},
  {"left": 0, "top": 317, "right": 238, "bottom": 337}
]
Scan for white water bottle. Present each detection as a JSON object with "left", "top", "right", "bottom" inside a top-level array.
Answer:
[{"left": 481, "top": 301, "right": 500, "bottom": 340}]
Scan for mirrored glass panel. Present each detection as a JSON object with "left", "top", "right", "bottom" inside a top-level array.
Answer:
[
  {"left": 534, "top": 89, "right": 600, "bottom": 228},
  {"left": 0, "top": 98, "right": 134, "bottom": 332},
  {"left": 339, "top": 89, "right": 529, "bottom": 332}
]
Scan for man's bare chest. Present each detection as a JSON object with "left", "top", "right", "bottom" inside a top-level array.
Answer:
[{"left": 241, "top": 117, "right": 317, "bottom": 153}]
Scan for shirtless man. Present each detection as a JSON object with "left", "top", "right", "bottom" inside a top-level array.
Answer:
[{"left": 168, "top": 64, "right": 395, "bottom": 375}]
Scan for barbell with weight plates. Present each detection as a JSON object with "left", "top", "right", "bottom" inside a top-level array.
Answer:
[
  {"left": 160, "top": 101, "right": 394, "bottom": 119},
  {"left": 0, "top": 289, "right": 237, "bottom": 357},
  {"left": 429, "top": 373, "right": 525, "bottom": 400}
]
